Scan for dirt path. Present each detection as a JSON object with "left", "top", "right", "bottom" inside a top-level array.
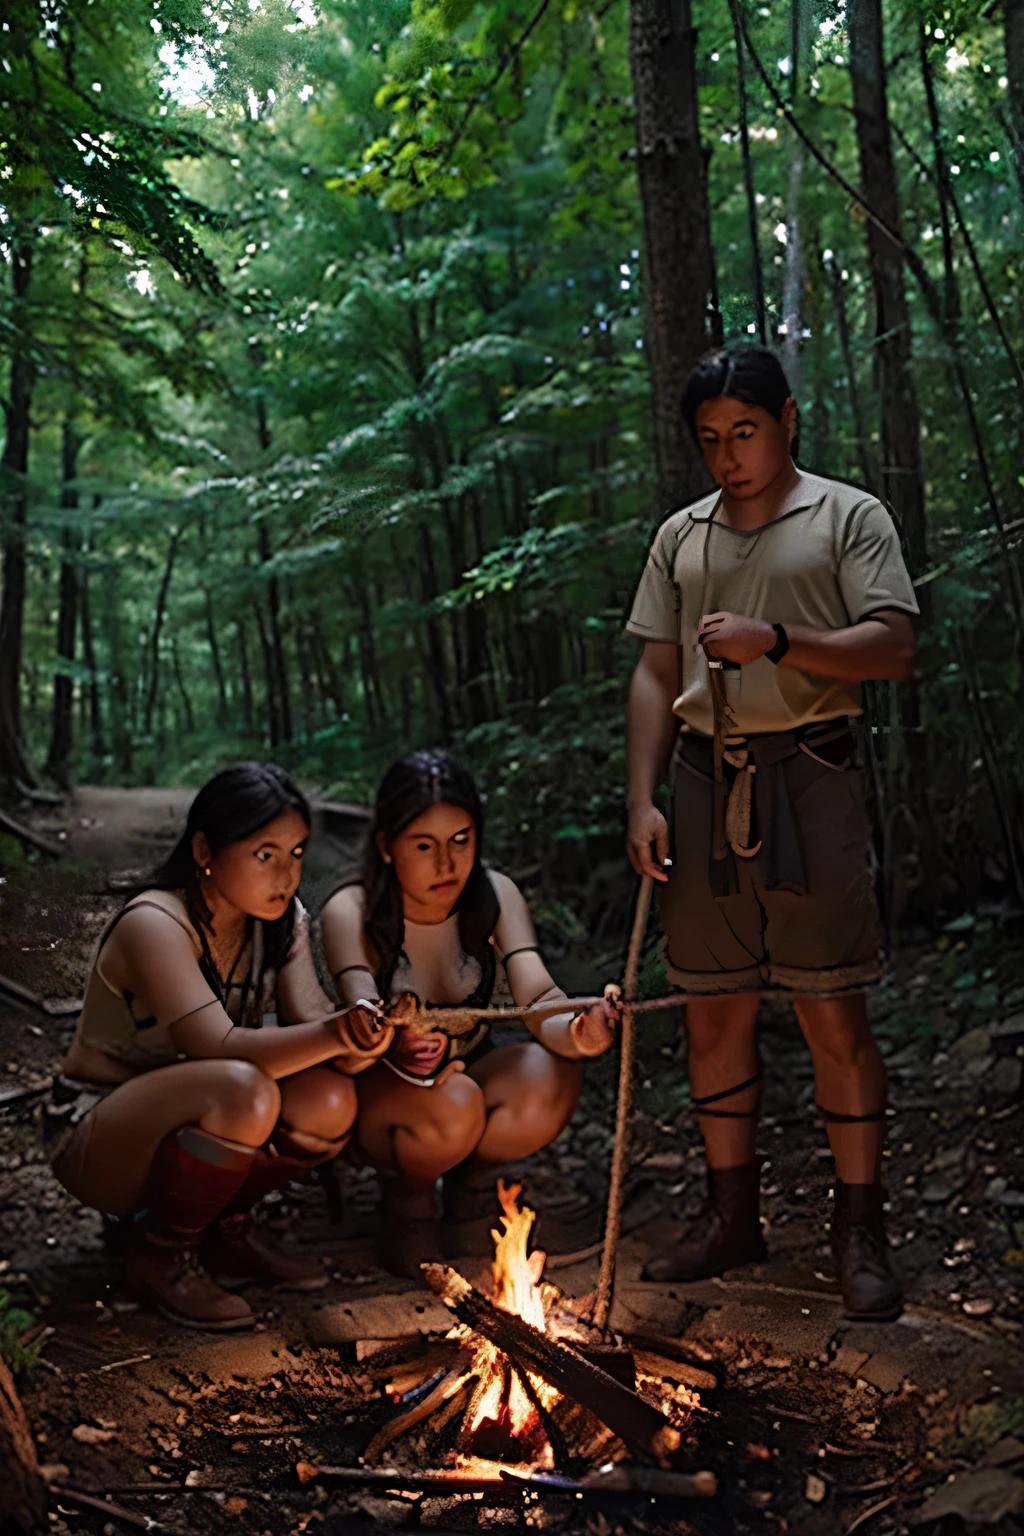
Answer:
[{"left": 1, "top": 788, "right": 1023, "bottom": 1535}]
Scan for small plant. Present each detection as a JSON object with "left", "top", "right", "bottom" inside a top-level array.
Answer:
[{"left": 0, "top": 1283, "right": 42, "bottom": 1377}]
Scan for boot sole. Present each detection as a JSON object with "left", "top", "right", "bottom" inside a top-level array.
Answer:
[
  {"left": 842, "top": 1302, "right": 904, "bottom": 1323},
  {"left": 211, "top": 1270, "right": 329, "bottom": 1293},
  {"left": 156, "top": 1305, "right": 255, "bottom": 1331}
]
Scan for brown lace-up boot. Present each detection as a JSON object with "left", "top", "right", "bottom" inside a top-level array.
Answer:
[
  {"left": 125, "top": 1127, "right": 256, "bottom": 1331},
  {"left": 831, "top": 1179, "right": 903, "bottom": 1321},
  {"left": 642, "top": 1160, "right": 766, "bottom": 1282},
  {"left": 203, "top": 1136, "right": 330, "bottom": 1292}
]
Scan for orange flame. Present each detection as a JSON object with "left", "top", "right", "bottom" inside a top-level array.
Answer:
[{"left": 466, "top": 1180, "right": 558, "bottom": 1450}]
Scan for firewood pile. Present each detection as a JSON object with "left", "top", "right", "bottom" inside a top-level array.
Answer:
[{"left": 298, "top": 1182, "right": 718, "bottom": 1515}]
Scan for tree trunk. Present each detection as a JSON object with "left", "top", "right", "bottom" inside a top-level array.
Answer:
[
  {"left": 729, "top": 0, "right": 767, "bottom": 345},
  {"left": 825, "top": 253, "right": 877, "bottom": 492},
  {"left": 0, "top": 225, "right": 37, "bottom": 789},
  {"left": 204, "top": 590, "right": 228, "bottom": 725},
  {"left": 1007, "top": 0, "right": 1024, "bottom": 201},
  {"left": 0, "top": 1354, "right": 47, "bottom": 1535},
  {"left": 236, "top": 619, "right": 255, "bottom": 734},
  {"left": 79, "top": 513, "right": 106, "bottom": 763},
  {"left": 847, "top": 0, "right": 928, "bottom": 575},
  {"left": 171, "top": 635, "right": 195, "bottom": 734},
  {"left": 629, "top": 0, "right": 717, "bottom": 512},
  {"left": 46, "top": 422, "right": 81, "bottom": 787},
  {"left": 103, "top": 562, "right": 132, "bottom": 776},
  {"left": 142, "top": 529, "right": 181, "bottom": 737}
]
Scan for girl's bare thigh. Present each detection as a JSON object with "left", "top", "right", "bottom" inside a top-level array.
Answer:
[
  {"left": 355, "top": 1062, "right": 485, "bottom": 1171},
  {"left": 53, "top": 1059, "right": 281, "bottom": 1216},
  {"left": 468, "top": 1041, "right": 582, "bottom": 1163}
]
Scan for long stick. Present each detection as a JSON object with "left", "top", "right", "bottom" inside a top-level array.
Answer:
[{"left": 592, "top": 876, "right": 653, "bottom": 1332}]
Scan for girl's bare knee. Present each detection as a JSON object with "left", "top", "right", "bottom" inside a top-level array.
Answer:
[
  {"left": 212, "top": 1060, "right": 281, "bottom": 1141},
  {"left": 287, "top": 1074, "right": 357, "bottom": 1141}
]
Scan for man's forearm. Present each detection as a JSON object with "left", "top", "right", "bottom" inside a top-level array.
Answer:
[
  {"left": 779, "top": 617, "right": 914, "bottom": 683},
  {"left": 627, "top": 664, "right": 678, "bottom": 806}
]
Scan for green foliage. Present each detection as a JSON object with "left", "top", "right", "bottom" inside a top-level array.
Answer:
[
  {"left": 0, "top": 1284, "right": 41, "bottom": 1377},
  {"left": 0, "top": 0, "right": 1022, "bottom": 919}
]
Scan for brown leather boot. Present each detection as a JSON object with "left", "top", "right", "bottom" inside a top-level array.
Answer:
[
  {"left": 831, "top": 1179, "right": 903, "bottom": 1321},
  {"left": 125, "top": 1127, "right": 256, "bottom": 1330},
  {"left": 204, "top": 1212, "right": 327, "bottom": 1291},
  {"left": 642, "top": 1161, "right": 766, "bottom": 1282},
  {"left": 126, "top": 1235, "right": 255, "bottom": 1330},
  {"left": 375, "top": 1172, "right": 445, "bottom": 1280}
]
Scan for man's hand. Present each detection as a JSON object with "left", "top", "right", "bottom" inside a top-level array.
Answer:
[
  {"left": 627, "top": 801, "right": 670, "bottom": 882},
  {"left": 699, "top": 611, "right": 775, "bottom": 665}
]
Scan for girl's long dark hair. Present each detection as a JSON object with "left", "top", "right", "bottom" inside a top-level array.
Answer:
[
  {"left": 146, "top": 762, "right": 311, "bottom": 976},
  {"left": 681, "top": 344, "right": 800, "bottom": 459},
  {"left": 361, "top": 750, "right": 498, "bottom": 1003}
]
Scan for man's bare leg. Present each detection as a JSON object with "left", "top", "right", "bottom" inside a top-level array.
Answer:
[{"left": 643, "top": 993, "right": 765, "bottom": 1281}]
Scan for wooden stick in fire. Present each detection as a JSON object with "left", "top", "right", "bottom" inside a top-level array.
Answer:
[
  {"left": 421, "top": 1261, "right": 680, "bottom": 1463},
  {"left": 592, "top": 874, "right": 653, "bottom": 1333}
]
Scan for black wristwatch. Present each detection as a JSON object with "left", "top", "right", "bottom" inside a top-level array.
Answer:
[{"left": 765, "top": 623, "right": 789, "bottom": 665}]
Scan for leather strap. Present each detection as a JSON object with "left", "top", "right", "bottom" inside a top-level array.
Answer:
[{"left": 691, "top": 1068, "right": 763, "bottom": 1119}]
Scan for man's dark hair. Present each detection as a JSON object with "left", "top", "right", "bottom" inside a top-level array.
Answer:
[{"left": 681, "top": 345, "right": 795, "bottom": 442}]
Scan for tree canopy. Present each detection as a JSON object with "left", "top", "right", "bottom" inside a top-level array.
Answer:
[{"left": 1, "top": 0, "right": 1022, "bottom": 916}]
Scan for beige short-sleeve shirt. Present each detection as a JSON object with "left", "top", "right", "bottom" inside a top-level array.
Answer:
[{"left": 626, "top": 471, "right": 919, "bottom": 737}]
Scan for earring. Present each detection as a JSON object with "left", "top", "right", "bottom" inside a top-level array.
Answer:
[
  {"left": 383, "top": 854, "right": 392, "bottom": 865},
  {"left": 203, "top": 866, "right": 211, "bottom": 878}
]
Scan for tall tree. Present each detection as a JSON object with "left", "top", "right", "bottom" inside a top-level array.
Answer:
[
  {"left": 45, "top": 422, "right": 82, "bottom": 787},
  {"left": 629, "top": 0, "right": 719, "bottom": 511},
  {"left": 1007, "top": 0, "right": 1024, "bottom": 201},
  {"left": 0, "top": 221, "right": 37, "bottom": 790},
  {"left": 847, "top": 0, "right": 927, "bottom": 575}
]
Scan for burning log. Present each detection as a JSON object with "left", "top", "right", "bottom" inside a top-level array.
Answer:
[
  {"left": 364, "top": 1354, "right": 477, "bottom": 1465},
  {"left": 421, "top": 1263, "right": 682, "bottom": 1464},
  {"left": 299, "top": 1463, "right": 717, "bottom": 1501}
]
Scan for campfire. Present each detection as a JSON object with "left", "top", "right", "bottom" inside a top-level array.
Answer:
[{"left": 351, "top": 1181, "right": 712, "bottom": 1499}]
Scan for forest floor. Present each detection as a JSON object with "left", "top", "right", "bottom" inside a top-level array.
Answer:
[{"left": 1, "top": 787, "right": 1023, "bottom": 1536}]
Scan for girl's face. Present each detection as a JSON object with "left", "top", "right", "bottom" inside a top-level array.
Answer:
[
  {"left": 383, "top": 801, "right": 477, "bottom": 914},
  {"left": 695, "top": 394, "right": 796, "bottom": 499},
  {"left": 195, "top": 808, "right": 309, "bottom": 922}
]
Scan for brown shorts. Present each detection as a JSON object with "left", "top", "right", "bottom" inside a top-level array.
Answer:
[{"left": 660, "top": 736, "right": 884, "bottom": 996}]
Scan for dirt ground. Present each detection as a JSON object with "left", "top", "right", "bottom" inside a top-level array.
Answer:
[{"left": 1, "top": 786, "right": 1023, "bottom": 1536}]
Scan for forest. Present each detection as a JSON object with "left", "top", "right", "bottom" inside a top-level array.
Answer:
[{"left": 1, "top": 0, "right": 1023, "bottom": 919}]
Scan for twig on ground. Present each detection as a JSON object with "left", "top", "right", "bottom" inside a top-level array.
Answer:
[
  {"left": 97, "top": 1354, "right": 152, "bottom": 1373},
  {"left": 53, "top": 1486, "right": 161, "bottom": 1530},
  {"left": 845, "top": 1493, "right": 899, "bottom": 1533}
]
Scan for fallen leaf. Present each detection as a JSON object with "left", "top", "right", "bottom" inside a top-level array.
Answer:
[
  {"left": 72, "top": 1424, "right": 116, "bottom": 1445},
  {"left": 296, "top": 1461, "right": 320, "bottom": 1484},
  {"left": 746, "top": 1442, "right": 771, "bottom": 1461},
  {"left": 962, "top": 1298, "right": 995, "bottom": 1316},
  {"left": 805, "top": 1473, "right": 827, "bottom": 1504},
  {"left": 38, "top": 1464, "right": 69, "bottom": 1486},
  {"left": 224, "top": 1497, "right": 249, "bottom": 1515}
]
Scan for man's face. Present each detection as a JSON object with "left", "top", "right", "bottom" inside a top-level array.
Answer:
[{"left": 695, "top": 395, "right": 795, "bottom": 499}]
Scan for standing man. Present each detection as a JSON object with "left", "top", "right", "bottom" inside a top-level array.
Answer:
[{"left": 625, "top": 346, "right": 918, "bottom": 1321}]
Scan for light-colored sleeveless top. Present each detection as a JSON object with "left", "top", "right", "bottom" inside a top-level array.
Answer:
[{"left": 73, "top": 890, "right": 269, "bottom": 1072}]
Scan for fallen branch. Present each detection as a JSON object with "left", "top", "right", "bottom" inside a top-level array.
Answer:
[
  {"left": 52, "top": 1487, "right": 160, "bottom": 1531},
  {"left": 299, "top": 1462, "right": 716, "bottom": 1500},
  {"left": 845, "top": 1493, "right": 899, "bottom": 1533},
  {"left": 0, "top": 1355, "right": 47, "bottom": 1534},
  {"left": 421, "top": 1263, "right": 681, "bottom": 1462},
  {"left": 0, "top": 807, "right": 63, "bottom": 858}
]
